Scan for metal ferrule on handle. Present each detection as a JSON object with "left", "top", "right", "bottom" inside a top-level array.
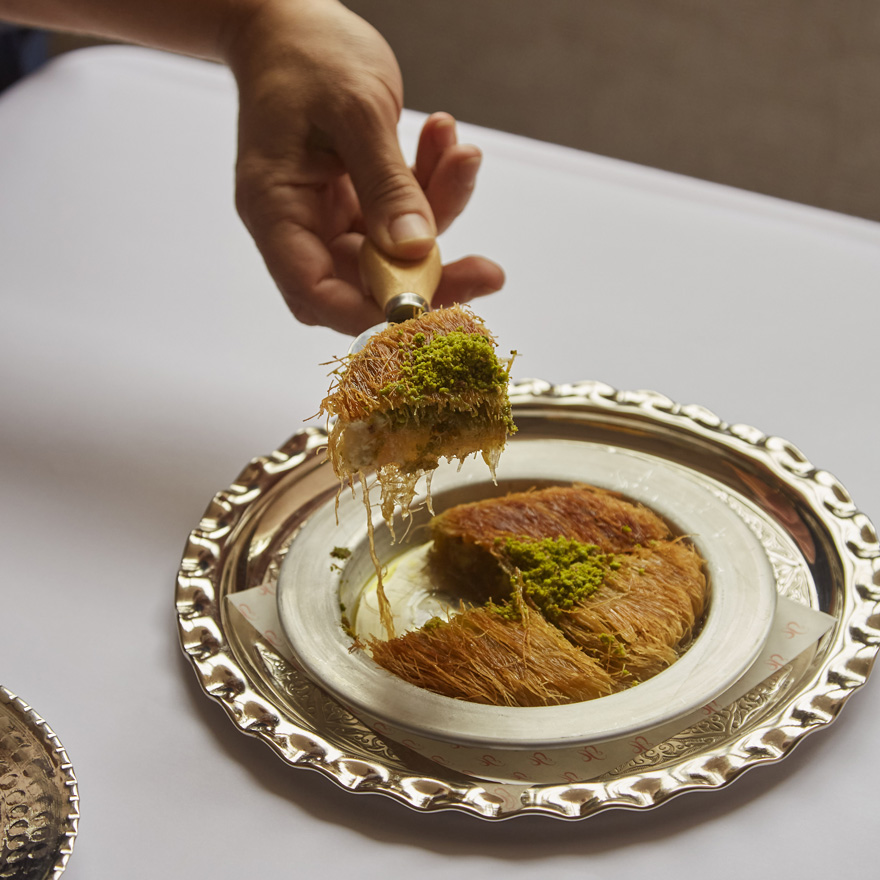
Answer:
[
  {"left": 359, "top": 238, "right": 442, "bottom": 324},
  {"left": 384, "top": 292, "right": 429, "bottom": 323},
  {"left": 348, "top": 239, "right": 442, "bottom": 354}
]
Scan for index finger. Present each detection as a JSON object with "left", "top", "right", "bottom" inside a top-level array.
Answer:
[
  {"left": 262, "top": 220, "right": 383, "bottom": 334},
  {"left": 237, "top": 170, "right": 384, "bottom": 334}
]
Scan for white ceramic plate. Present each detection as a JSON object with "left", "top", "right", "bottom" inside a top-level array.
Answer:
[{"left": 278, "top": 441, "right": 777, "bottom": 750}]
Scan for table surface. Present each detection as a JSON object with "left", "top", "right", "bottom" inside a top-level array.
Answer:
[{"left": 1, "top": 45, "right": 878, "bottom": 878}]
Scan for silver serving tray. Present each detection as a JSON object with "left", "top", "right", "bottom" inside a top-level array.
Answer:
[
  {"left": 0, "top": 687, "right": 79, "bottom": 878},
  {"left": 175, "top": 380, "right": 880, "bottom": 819}
]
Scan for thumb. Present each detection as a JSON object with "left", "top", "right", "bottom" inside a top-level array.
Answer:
[{"left": 336, "top": 116, "right": 437, "bottom": 260}]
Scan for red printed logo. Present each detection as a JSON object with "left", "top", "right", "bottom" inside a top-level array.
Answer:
[
  {"left": 237, "top": 603, "right": 254, "bottom": 621},
  {"left": 578, "top": 745, "right": 605, "bottom": 762},
  {"left": 530, "top": 752, "right": 556, "bottom": 766},
  {"left": 783, "top": 621, "right": 807, "bottom": 639},
  {"left": 768, "top": 653, "right": 785, "bottom": 671},
  {"left": 631, "top": 736, "right": 652, "bottom": 754}
]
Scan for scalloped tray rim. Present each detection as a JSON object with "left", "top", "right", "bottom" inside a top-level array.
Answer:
[{"left": 175, "top": 380, "right": 880, "bottom": 820}]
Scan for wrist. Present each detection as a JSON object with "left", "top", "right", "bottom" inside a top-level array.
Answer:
[{"left": 219, "top": 0, "right": 341, "bottom": 69}]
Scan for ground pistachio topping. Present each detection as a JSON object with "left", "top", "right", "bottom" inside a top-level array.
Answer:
[
  {"left": 483, "top": 598, "right": 523, "bottom": 621},
  {"left": 380, "top": 328, "right": 511, "bottom": 404},
  {"left": 499, "top": 536, "right": 620, "bottom": 621}
]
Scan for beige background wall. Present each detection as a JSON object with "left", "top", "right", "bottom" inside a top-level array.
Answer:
[{"left": 347, "top": 0, "right": 880, "bottom": 222}]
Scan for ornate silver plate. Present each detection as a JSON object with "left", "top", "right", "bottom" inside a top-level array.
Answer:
[
  {"left": 0, "top": 687, "right": 79, "bottom": 878},
  {"left": 175, "top": 380, "right": 880, "bottom": 819}
]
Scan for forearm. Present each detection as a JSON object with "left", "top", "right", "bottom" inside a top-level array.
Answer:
[{"left": 0, "top": 0, "right": 294, "bottom": 61}]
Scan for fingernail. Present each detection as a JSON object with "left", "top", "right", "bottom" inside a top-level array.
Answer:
[
  {"left": 457, "top": 153, "right": 482, "bottom": 188},
  {"left": 434, "top": 114, "right": 457, "bottom": 147},
  {"left": 389, "top": 213, "right": 433, "bottom": 245}
]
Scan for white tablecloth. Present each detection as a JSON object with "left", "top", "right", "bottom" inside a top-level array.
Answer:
[{"left": 1, "top": 46, "right": 878, "bottom": 878}]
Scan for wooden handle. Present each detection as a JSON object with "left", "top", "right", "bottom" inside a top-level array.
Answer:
[{"left": 359, "top": 238, "right": 442, "bottom": 315}]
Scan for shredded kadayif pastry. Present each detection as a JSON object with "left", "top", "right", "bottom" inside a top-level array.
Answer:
[
  {"left": 369, "top": 484, "right": 708, "bottom": 706},
  {"left": 320, "top": 304, "right": 516, "bottom": 636}
]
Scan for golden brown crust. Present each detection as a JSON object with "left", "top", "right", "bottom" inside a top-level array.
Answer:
[
  {"left": 432, "top": 483, "right": 672, "bottom": 549},
  {"left": 428, "top": 484, "right": 673, "bottom": 603},
  {"left": 371, "top": 485, "right": 708, "bottom": 706},
  {"left": 320, "top": 306, "right": 497, "bottom": 424},
  {"left": 558, "top": 540, "right": 707, "bottom": 684},
  {"left": 370, "top": 604, "right": 616, "bottom": 707}
]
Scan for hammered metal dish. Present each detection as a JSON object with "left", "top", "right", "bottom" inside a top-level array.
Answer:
[
  {"left": 0, "top": 687, "right": 79, "bottom": 878},
  {"left": 175, "top": 380, "right": 880, "bottom": 819}
]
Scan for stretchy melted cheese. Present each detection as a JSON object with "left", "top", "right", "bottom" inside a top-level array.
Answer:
[{"left": 320, "top": 305, "right": 516, "bottom": 635}]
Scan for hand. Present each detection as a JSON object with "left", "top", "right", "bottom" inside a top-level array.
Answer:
[{"left": 225, "top": 0, "right": 504, "bottom": 334}]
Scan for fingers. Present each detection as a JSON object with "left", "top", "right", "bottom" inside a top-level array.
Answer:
[
  {"left": 414, "top": 112, "right": 458, "bottom": 188},
  {"left": 432, "top": 255, "right": 506, "bottom": 309},
  {"left": 424, "top": 146, "right": 482, "bottom": 234},
  {"left": 414, "top": 113, "right": 483, "bottom": 234},
  {"left": 236, "top": 166, "right": 383, "bottom": 335},
  {"left": 262, "top": 227, "right": 383, "bottom": 335},
  {"left": 236, "top": 96, "right": 498, "bottom": 333}
]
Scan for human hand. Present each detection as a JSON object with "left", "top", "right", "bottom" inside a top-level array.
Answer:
[{"left": 224, "top": 0, "right": 504, "bottom": 334}]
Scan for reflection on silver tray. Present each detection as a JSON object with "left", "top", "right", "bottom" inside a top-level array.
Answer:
[
  {"left": 175, "top": 380, "right": 880, "bottom": 819},
  {"left": 0, "top": 687, "right": 79, "bottom": 878}
]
